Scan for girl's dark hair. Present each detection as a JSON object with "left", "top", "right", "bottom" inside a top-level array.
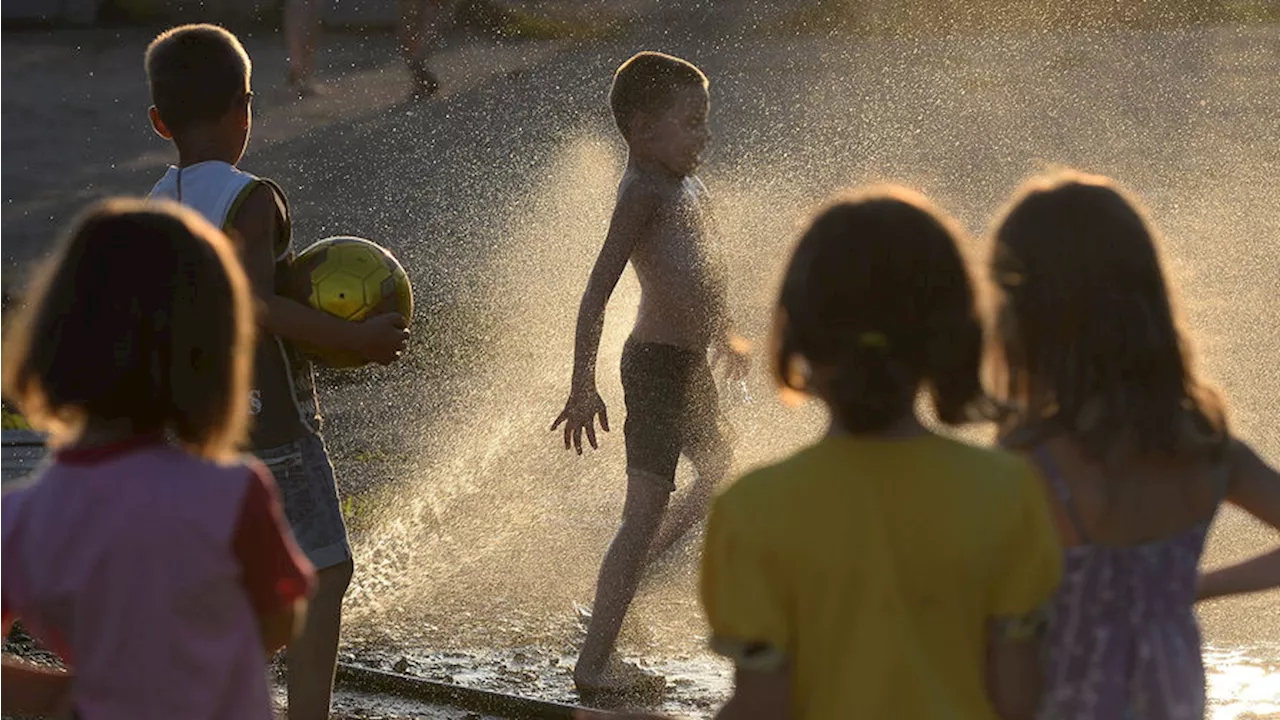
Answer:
[
  {"left": 1, "top": 198, "right": 255, "bottom": 458},
  {"left": 989, "top": 170, "right": 1228, "bottom": 462},
  {"left": 773, "top": 185, "right": 984, "bottom": 433}
]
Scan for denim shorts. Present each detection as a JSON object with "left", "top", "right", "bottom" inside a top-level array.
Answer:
[{"left": 255, "top": 432, "right": 351, "bottom": 570}]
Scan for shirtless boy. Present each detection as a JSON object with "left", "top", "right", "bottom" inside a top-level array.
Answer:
[{"left": 551, "top": 51, "right": 749, "bottom": 699}]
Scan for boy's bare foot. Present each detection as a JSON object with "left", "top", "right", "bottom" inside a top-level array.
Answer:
[
  {"left": 409, "top": 59, "right": 440, "bottom": 99},
  {"left": 575, "top": 658, "right": 667, "bottom": 705}
]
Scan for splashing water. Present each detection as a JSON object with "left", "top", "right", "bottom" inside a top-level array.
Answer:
[
  {"left": 301, "top": 14, "right": 1279, "bottom": 717},
  {"left": 340, "top": 132, "right": 828, "bottom": 651}
]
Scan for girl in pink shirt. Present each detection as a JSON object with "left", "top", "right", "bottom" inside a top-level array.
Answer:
[{"left": 1, "top": 198, "right": 315, "bottom": 719}]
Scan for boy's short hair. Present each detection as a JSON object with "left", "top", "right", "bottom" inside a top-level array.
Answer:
[
  {"left": 1, "top": 198, "right": 256, "bottom": 459},
  {"left": 609, "top": 51, "right": 708, "bottom": 137},
  {"left": 145, "top": 24, "right": 251, "bottom": 136}
]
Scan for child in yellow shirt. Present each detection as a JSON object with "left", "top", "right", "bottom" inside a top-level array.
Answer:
[
  {"left": 698, "top": 186, "right": 1062, "bottom": 719},
  {"left": 574, "top": 188, "right": 1062, "bottom": 720}
]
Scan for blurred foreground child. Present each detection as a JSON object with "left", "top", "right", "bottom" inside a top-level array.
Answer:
[
  {"left": 1, "top": 199, "right": 314, "bottom": 719},
  {"left": 989, "top": 170, "right": 1280, "bottom": 719}
]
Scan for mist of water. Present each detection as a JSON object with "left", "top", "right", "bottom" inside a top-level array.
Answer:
[
  {"left": 308, "top": 11, "right": 1279, "bottom": 713},
  {"left": 338, "top": 131, "right": 834, "bottom": 655}
]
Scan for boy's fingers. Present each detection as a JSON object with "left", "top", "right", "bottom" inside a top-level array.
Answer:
[
  {"left": 564, "top": 423, "right": 572, "bottom": 450},
  {"left": 585, "top": 423, "right": 598, "bottom": 450},
  {"left": 573, "top": 426, "right": 584, "bottom": 454},
  {"left": 599, "top": 407, "right": 610, "bottom": 433},
  {"left": 551, "top": 410, "right": 567, "bottom": 432}
]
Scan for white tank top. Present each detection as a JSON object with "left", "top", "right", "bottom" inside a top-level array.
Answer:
[
  {"left": 148, "top": 161, "right": 260, "bottom": 233},
  {"left": 148, "top": 161, "right": 317, "bottom": 449}
]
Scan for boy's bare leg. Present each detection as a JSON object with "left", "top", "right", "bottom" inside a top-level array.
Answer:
[
  {"left": 649, "top": 441, "right": 730, "bottom": 561},
  {"left": 399, "top": 0, "right": 442, "bottom": 63},
  {"left": 287, "top": 560, "right": 352, "bottom": 720},
  {"left": 399, "top": 0, "right": 442, "bottom": 97},
  {"left": 575, "top": 474, "right": 671, "bottom": 688}
]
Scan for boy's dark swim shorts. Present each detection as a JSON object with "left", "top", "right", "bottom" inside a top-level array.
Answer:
[{"left": 620, "top": 339, "right": 727, "bottom": 491}]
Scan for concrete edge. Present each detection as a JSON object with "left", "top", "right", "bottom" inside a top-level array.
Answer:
[
  {"left": 1, "top": 430, "right": 46, "bottom": 446},
  {"left": 335, "top": 662, "right": 586, "bottom": 719}
]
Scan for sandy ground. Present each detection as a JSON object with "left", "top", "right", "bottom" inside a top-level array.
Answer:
[{"left": 4, "top": 2, "right": 1280, "bottom": 718}]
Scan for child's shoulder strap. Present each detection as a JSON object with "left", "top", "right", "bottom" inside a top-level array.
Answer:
[
  {"left": 225, "top": 177, "right": 292, "bottom": 258},
  {"left": 1030, "top": 442, "right": 1092, "bottom": 545},
  {"left": 256, "top": 177, "right": 293, "bottom": 251}
]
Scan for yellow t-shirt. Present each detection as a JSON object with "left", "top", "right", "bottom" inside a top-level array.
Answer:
[{"left": 700, "top": 433, "right": 1062, "bottom": 719}]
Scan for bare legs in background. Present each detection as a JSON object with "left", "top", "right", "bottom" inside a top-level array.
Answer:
[
  {"left": 400, "top": 0, "right": 444, "bottom": 99},
  {"left": 284, "top": 0, "right": 446, "bottom": 99}
]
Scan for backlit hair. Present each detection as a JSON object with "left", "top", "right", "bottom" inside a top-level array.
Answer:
[
  {"left": 773, "top": 185, "right": 984, "bottom": 433},
  {"left": 988, "top": 169, "right": 1227, "bottom": 462},
  {"left": 609, "top": 51, "right": 708, "bottom": 138},
  {"left": 145, "top": 24, "right": 251, "bottom": 135},
  {"left": 1, "top": 198, "right": 256, "bottom": 458}
]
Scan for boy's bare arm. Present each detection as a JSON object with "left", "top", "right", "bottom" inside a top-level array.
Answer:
[
  {"left": 570, "top": 184, "right": 660, "bottom": 390},
  {"left": 552, "top": 183, "right": 659, "bottom": 452},
  {"left": 697, "top": 187, "right": 750, "bottom": 380},
  {"left": 232, "top": 185, "right": 408, "bottom": 365},
  {"left": 696, "top": 182, "right": 743, "bottom": 346}
]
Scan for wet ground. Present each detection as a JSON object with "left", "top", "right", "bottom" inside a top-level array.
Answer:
[{"left": 4, "top": 1, "right": 1279, "bottom": 718}]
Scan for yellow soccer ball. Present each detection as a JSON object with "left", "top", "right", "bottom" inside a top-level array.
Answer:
[{"left": 290, "top": 236, "right": 413, "bottom": 368}]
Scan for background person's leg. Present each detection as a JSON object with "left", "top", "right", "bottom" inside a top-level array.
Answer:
[
  {"left": 399, "top": 0, "right": 443, "bottom": 97},
  {"left": 649, "top": 438, "right": 731, "bottom": 561},
  {"left": 285, "top": 0, "right": 323, "bottom": 95}
]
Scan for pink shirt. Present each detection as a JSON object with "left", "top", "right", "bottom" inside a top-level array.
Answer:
[{"left": 2, "top": 438, "right": 314, "bottom": 719}]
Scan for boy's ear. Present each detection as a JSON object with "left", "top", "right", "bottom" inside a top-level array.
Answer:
[
  {"left": 233, "top": 94, "right": 251, "bottom": 130},
  {"left": 149, "top": 106, "right": 173, "bottom": 140}
]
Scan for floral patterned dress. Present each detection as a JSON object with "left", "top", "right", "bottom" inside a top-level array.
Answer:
[{"left": 1033, "top": 446, "right": 1221, "bottom": 720}]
